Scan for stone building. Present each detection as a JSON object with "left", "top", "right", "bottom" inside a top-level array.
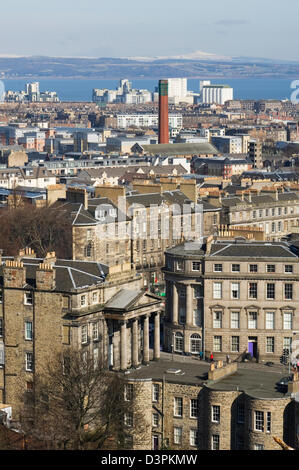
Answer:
[
  {"left": 0, "top": 248, "right": 163, "bottom": 419},
  {"left": 126, "top": 357, "right": 299, "bottom": 450},
  {"left": 54, "top": 186, "right": 203, "bottom": 294},
  {"left": 206, "top": 188, "right": 299, "bottom": 241},
  {"left": 163, "top": 236, "right": 299, "bottom": 363}
]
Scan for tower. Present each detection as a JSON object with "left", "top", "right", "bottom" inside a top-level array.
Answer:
[{"left": 158, "top": 79, "right": 169, "bottom": 144}]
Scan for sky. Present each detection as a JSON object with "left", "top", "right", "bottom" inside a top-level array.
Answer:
[{"left": 0, "top": 0, "right": 298, "bottom": 61}]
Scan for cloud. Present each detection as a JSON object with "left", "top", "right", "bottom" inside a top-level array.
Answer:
[{"left": 215, "top": 19, "right": 250, "bottom": 26}]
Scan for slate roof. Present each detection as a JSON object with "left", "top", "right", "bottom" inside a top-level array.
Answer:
[
  {"left": 0, "top": 257, "right": 108, "bottom": 292},
  {"left": 104, "top": 289, "right": 144, "bottom": 311},
  {"left": 141, "top": 142, "right": 219, "bottom": 156},
  {"left": 126, "top": 193, "right": 165, "bottom": 207},
  {"left": 209, "top": 241, "right": 297, "bottom": 259}
]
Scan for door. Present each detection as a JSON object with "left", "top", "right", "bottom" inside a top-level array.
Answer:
[{"left": 248, "top": 337, "right": 258, "bottom": 358}]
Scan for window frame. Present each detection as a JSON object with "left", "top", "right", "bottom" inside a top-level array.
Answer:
[{"left": 174, "top": 397, "right": 183, "bottom": 418}]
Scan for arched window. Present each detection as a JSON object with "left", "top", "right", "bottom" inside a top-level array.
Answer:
[
  {"left": 174, "top": 332, "right": 184, "bottom": 352},
  {"left": 190, "top": 334, "right": 201, "bottom": 354},
  {"left": 84, "top": 242, "right": 93, "bottom": 259}
]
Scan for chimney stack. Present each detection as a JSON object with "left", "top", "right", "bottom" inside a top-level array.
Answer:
[
  {"left": 158, "top": 79, "right": 169, "bottom": 144},
  {"left": 36, "top": 263, "right": 56, "bottom": 291}
]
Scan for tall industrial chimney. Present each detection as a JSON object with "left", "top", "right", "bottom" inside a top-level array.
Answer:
[{"left": 158, "top": 79, "right": 169, "bottom": 144}]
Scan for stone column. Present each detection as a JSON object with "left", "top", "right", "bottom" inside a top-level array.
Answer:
[
  {"left": 186, "top": 283, "right": 193, "bottom": 327},
  {"left": 173, "top": 283, "right": 178, "bottom": 324},
  {"left": 143, "top": 314, "right": 150, "bottom": 364},
  {"left": 154, "top": 312, "right": 160, "bottom": 361},
  {"left": 120, "top": 320, "right": 127, "bottom": 371},
  {"left": 132, "top": 318, "right": 139, "bottom": 368}
]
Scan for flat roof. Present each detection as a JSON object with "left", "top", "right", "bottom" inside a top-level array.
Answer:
[{"left": 127, "top": 353, "right": 292, "bottom": 399}]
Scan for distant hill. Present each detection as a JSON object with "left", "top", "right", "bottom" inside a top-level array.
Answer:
[{"left": 0, "top": 54, "right": 298, "bottom": 79}]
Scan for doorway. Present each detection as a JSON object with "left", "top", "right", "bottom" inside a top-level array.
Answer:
[{"left": 248, "top": 337, "right": 258, "bottom": 358}]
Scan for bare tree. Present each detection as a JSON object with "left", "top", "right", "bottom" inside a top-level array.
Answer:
[
  {"left": 19, "top": 349, "right": 146, "bottom": 450},
  {"left": 0, "top": 204, "right": 72, "bottom": 259}
]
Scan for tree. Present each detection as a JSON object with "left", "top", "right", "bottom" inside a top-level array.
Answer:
[
  {"left": 19, "top": 349, "right": 146, "bottom": 450},
  {"left": 0, "top": 204, "right": 72, "bottom": 259}
]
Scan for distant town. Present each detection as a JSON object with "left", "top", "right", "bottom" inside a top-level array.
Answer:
[{"left": 0, "top": 75, "right": 298, "bottom": 451}]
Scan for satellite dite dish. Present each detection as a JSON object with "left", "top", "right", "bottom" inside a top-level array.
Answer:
[{"left": 0, "top": 81, "right": 4, "bottom": 103}]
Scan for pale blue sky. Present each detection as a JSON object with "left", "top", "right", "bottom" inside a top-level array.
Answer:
[{"left": 0, "top": 0, "right": 298, "bottom": 60}]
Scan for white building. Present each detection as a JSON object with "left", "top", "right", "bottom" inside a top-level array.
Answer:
[
  {"left": 201, "top": 84, "right": 233, "bottom": 105},
  {"left": 93, "top": 79, "right": 152, "bottom": 104},
  {"left": 165, "top": 78, "right": 195, "bottom": 105},
  {"left": 116, "top": 113, "right": 183, "bottom": 130}
]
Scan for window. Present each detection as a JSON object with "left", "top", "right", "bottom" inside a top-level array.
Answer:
[
  {"left": 193, "top": 309, "right": 201, "bottom": 327},
  {"left": 25, "top": 321, "right": 33, "bottom": 341},
  {"left": 25, "top": 352, "right": 34, "bottom": 372},
  {"left": 283, "top": 337, "right": 292, "bottom": 353},
  {"left": 213, "top": 282, "right": 222, "bottom": 300},
  {"left": 231, "top": 336, "right": 240, "bottom": 352},
  {"left": 266, "top": 283, "right": 275, "bottom": 300},
  {"left": 230, "top": 311, "right": 240, "bottom": 329},
  {"left": 176, "top": 260, "right": 184, "bottom": 271},
  {"left": 248, "top": 282, "right": 257, "bottom": 299},
  {"left": 174, "top": 427, "right": 182, "bottom": 444},
  {"left": 212, "top": 405, "right": 220, "bottom": 423},
  {"left": 92, "top": 323, "right": 99, "bottom": 341},
  {"left": 190, "top": 429, "right": 198, "bottom": 447},
  {"left": 174, "top": 397, "right": 183, "bottom": 417},
  {"left": 24, "top": 292, "right": 33, "bottom": 305},
  {"left": 192, "top": 262, "right": 200, "bottom": 271},
  {"left": 237, "top": 403, "right": 245, "bottom": 424},
  {"left": 254, "top": 411, "right": 264, "bottom": 431},
  {"left": 267, "top": 264, "right": 275, "bottom": 273},
  {"left": 153, "top": 384, "right": 159, "bottom": 402},
  {"left": 285, "top": 265, "right": 293, "bottom": 273},
  {"left": 0, "top": 290, "right": 2, "bottom": 303},
  {"left": 249, "top": 264, "right": 258, "bottom": 273},
  {"left": 153, "top": 413, "right": 159, "bottom": 427},
  {"left": 265, "top": 312, "right": 275, "bottom": 330},
  {"left": 193, "top": 286, "right": 201, "bottom": 299},
  {"left": 213, "top": 311, "right": 222, "bottom": 329},
  {"left": 214, "top": 264, "right": 222, "bottom": 272},
  {"left": 86, "top": 229, "right": 92, "bottom": 240},
  {"left": 190, "top": 399, "right": 199, "bottom": 418},
  {"left": 0, "top": 318, "right": 3, "bottom": 337},
  {"left": 266, "top": 412, "right": 271, "bottom": 433},
  {"left": 93, "top": 348, "right": 99, "bottom": 369},
  {"left": 85, "top": 242, "right": 93, "bottom": 258},
  {"left": 124, "top": 384, "right": 133, "bottom": 401},
  {"left": 212, "top": 435, "right": 220, "bottom": 450},
  {"left": 190, "top": 334, "right": 201, "bottom": 353},
  {"left": 80, "top": 295, "right": 87, "bottom": 307},
  {"left": 174, "top": 332, "right": 184, "bottom": 352},
  {"left": 92, "top": 292, "right": 98, "bottom": 304},
  {"left": 231, "top": 282, "right": 240, "bottom": 299},
  {"left": 266, "top": 337, "right": 274, "bottom": 353},
  {"left": 232, "top": 264, "right": 240, "bottom": 272},
  {"left": 213, "top": 336, "right": 222, "bottom": 352},
  {"left": 285, "top": 284, "right": 293, "bottom": 300},
  {"left": 124, "top": 412, "right": 133, "bottom": 427},
  {"left": 248, "top": 312, "right": 257, "bottom": 329},
  {"left": 0, "top": 343, "right": 4, "bottom": 366},
  {"left": 283, "top": 312, "right": 292, "bottom": 330},
  {"left": 254, "top": 444, "right": 264, "bottom": 450},
  {"left": 81, "top": 325, "right": 88, "bottom": 344}
]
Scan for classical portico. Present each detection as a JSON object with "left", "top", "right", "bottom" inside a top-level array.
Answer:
[{"left": 104, "top": 289, "right": 163, "bottom": 371}]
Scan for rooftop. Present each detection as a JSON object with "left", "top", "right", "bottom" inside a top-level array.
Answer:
[{"left": 127, "top": 353, "right": 292, "bottom": 399}]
